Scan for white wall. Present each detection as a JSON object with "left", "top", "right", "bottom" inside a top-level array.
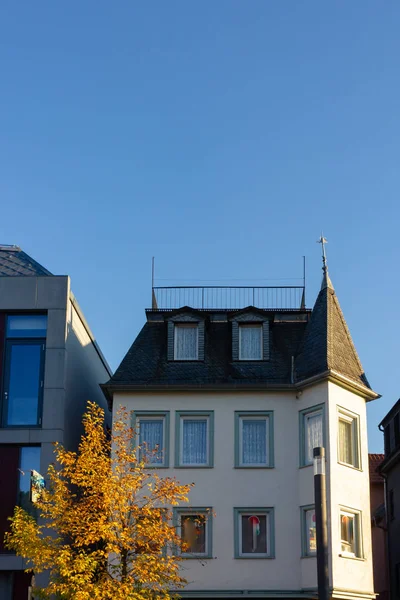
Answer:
[{"left": 112, "top": 382, "right": 373, "bottom": 595}]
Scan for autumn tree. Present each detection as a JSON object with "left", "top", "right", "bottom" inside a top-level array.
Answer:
[{"left": 5, "top": 402, "right": 193, "bottom": 600}]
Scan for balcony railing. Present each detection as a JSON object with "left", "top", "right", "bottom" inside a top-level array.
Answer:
[{"left": 151, "top": 285, "right": 305, "bottom": 310}]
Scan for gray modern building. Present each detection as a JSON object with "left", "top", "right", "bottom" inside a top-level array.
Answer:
[{"left": 0, "top": 245, "right": 111, "bottom": 600}]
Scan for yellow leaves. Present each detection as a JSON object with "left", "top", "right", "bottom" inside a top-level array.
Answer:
[{"left": 5, "top": 402, "right": 192, "bottom": 600}]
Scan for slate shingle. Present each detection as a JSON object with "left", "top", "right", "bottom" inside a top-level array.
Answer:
[{"left": 0, "top": 246, "right": 52, "bottom": 276}]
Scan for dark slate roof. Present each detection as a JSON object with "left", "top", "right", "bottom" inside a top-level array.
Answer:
[
  {"left": 108, "top": 313, "right": 308, "bottom": 388},
  {"left": 294, "top": 279, "right": 371, "bottom": 389},
  {"left": 0, "top": 245, "right": 52, "bottom": 276},
  {"left": 103, "top": 273, "right": 377, "bottom": 404}
]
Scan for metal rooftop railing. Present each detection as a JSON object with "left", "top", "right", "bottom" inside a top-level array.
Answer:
[{"left": 151, "top": 285, "right": 306, "bottom": 310}]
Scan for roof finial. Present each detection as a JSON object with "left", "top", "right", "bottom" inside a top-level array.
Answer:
[{"left": 317, "top": 234, "right": 333, "bottom": 290}]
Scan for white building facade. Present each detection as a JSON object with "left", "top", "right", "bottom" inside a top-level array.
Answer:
[{"left": 104, "top": 269, "right": 379, "bottom": 600}]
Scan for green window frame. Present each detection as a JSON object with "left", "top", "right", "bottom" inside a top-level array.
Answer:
[
  {"left": 299, "top": 404, "right": 325, "bottom": 468},
  {"left": 132, "top": 411, "right": 170, "bottom": 468},
  {"left": 234, "top": 507, "right": 275, "bottom": 559},
  {"left": 173, "top": 507, "right": 213, "bottom": 559},
  {"left": 175, "top": 411, "right": 214, "bottom": 468},
  {"left": 300, "top": 505, "right": 317, "bottom": 557},
  {"left": 234, "top": 411, "right": 274, "bottom": 468}
]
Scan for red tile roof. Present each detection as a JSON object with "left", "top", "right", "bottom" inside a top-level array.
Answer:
[{"left": 369, "top": 453, "right": 385, "bottom": 483}]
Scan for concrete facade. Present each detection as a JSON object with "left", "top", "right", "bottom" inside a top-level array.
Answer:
[{"left": 0, "top": 275, "right": 111, "bottom": 600}]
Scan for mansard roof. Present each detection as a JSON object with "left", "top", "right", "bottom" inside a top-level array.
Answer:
[{"left": 103, "top": 275, "right": 378, "bottom": 406}]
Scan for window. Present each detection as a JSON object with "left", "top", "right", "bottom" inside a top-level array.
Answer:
[
  {"left": 234, "top": 508, "right": 275, "bottom": 558},
  {"left": 339, "top": 508, "right": 362, "bottom": 558},
  {"left": 2, "top": 315, "right": 47, "bottom": 427},
  {"left": 300, "top": 405, "right": 324, "bottom": 467},
  {"left": 174, "top": 508, "right": 212, "bottom": 558},
  {"left": 175, "top": 411, "right": 214, "bottom": 467},
  {"left": 239, "top": 324, "right": 262, "bottom": 360},
  {"left": 174, "top": 324, "right": 198, "bottom": 360},
  {"left": 338, "top": 409, "right": 360, "bottom": 469},
  {"left": 134, "top": 510, "right": 164, "bottom": 555},
  {"left": 301, "top": 506, "right": 317, "bottom": 557},
  {"left": 19, "top": 446, "right": 41, "bottom": 518},
  {"left": 134, "top": 412, "right": 169, "bottom": 468},
  {"left": 235, "top": 411, "right": 274, "bottom": 468}
]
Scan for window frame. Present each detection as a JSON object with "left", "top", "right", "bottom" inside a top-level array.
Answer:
[
  {"left": 337, "top": 407, "right": 361, "bottom": 470},
  {"left": 339, "top": 506, "right": 363, "bottom": 559},
  {"left": 133, "top": 411, "right": 170, "bottom": 468},
  {"left": 299, "top": 404, "right": 325, "bottom": 468},
  {"left": 173, "top": 323, "right": 199, "bottom": 361},
  {"left": 234, "top": 507, "right": 275, "bottom": 559},
  {"left": 175, "top": 411, "right": 214, "bottom": 468},
  {"left": 1, "top": 339, "right": 46, "bottom": 428},
  {"left": 18, "top": 445, "right": 41, "bottom": 519},
  {"left": 300, "top": 505, "right": 317, "bottom": 558},
  {"left": 173, "top": 507, "right": 213, "bottom": 559},
  {"left": 239, "top": 323, "right": 263, "bottom": 361},
  {"left": 234, "top": 411, "right": 274, "bottom": 468}
]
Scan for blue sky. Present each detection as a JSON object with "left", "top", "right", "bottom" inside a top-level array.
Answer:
[{"left": 1, "top": 1, "right": 399, "bottom": 452}]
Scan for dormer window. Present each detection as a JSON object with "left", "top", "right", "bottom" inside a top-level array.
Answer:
[
  {"left": 239, "top": 324, "right": 262, "bottom": 360},
  {"left": 174, "top": 323, "right": 198, "bottom": 360}
]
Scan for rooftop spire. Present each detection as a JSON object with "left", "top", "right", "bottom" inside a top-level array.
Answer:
[{"left": 317, "top": 234, "right": 333, "bottom": 290}]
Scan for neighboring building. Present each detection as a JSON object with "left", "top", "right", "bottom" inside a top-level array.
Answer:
[
  {"left": 103, "top": 260, "right": 379, "bottom": 600},
  {"left": 0, "top": 245, "right": 112, "bottom": 600},
  {"left": 379, "top": 399, "right": 400, "bottom": 600},
  {"left": 369, "top": 454, "right": 388, "bottom": 600}
]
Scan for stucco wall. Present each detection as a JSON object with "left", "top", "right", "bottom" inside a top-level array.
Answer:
[{"left": 327, "top": 382, "right": 374, "bottom": 596}]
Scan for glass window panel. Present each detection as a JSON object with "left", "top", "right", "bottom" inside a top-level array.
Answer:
[
  {"left": 5, "top": 343, "right": 42, "bottom": 426},
  {"left": 241, "top": 514, "right": 267, "bottom": 554},
  {"left": 306, "top": 509, "right": 317, "bottom": 554},
  {"left": 339, "top": 418, "right": 353, "bottom": 465},
  {"left": 340, "top": 513, "right": 356, "bottom": 554},
  {"left": 241, "top": 418, "right": 268, "bottom": 465},
  {"left": 7, "top": 315, "right": 47, "bottom": 338},
  {"left": 306, "top": 411, "right": 323, "bottom": 465},
  {"left": 139, "top": 419, "right": 164, "bottom": 464},
  {"left": 182, "top": 418, "right": 207, "bottom": 465},
  {"left": 174, "top": 324, "right": 198, "bottom": 360},
  {"left": 181, "top": 514, "right": 206, "bottom": 554},
  {"left": 239, "top": 325, "right": 262, "bottom": 360},
  {"left": 19, "top": 446, "right": 41, "bottom": 517}
]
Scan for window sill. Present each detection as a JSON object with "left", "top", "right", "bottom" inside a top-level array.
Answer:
[
  {"left": 181, "top": 554, "right": 213, "bottom": 560},
  {"left": 301, "top": 554, "right": 317, "bottom": 559},
  {"left": 339, "top": 553, "right": 365, "bottom": 561},
  {"left": 235, "top": 555, "right": 275, "bottom": 560},
  {"left": 337, "top": 461, "right": 362, "bottom": 472},
  {"left": 174, "top": 465, "right": 213, "bottom": 469},
  {"left": 235, "top": 465, "right": 274, "bottom": 469},
  {"left": 143, "top": 465, "right": 169, "bottom": 469},
  {"left": 299, "top": 463, "right": 314, "bottom": 469}
]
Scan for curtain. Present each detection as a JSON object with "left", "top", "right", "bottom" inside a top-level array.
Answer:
[
  {"left": 182, "top": 419, "right": 207, "bottom": 464},
  {"left": 240, "top": 325, "right": 262, "bottom": 359},
  {"left": 306, "top": 509, "right": 316, "bottom": 553},
  {"left": 242, "top": 419, "right": 267, "bottom": 464},
  {"left": 306, "top": 412, "right": 323, "bottom": 464},
  {"left": 175, "top": 325, "right": 197, "bottom": 359},
  {"left": 139, "top": 420, "right": 164, "bottom": 464},
  {"left": 338, "top": 419, "right": 352, "bottom": 464}
]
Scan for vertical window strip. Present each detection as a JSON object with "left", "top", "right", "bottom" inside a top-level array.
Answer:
[
  {"left": 139, "top": 418, "right": 164, "bottom": 465},
  {"left": 239, "top": 324, "right": 262, "bottom": 360},
  {"left": 174, "top": 324, "right": 198, "bottom": 360},
  {"left": 181, "top": 418, "right": 208, "bottom": 465},
  {"left": 241, "top": 418, "right": 268, "bottom": 465},
  {"left": 306, "top": 411, "right": 323, "bottom": 465}
]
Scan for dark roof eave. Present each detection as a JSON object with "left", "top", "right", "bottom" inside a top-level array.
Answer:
[
  {"left": 379, "top": 447, "right": 400, "bottom": 474},
  {"left": 378, "top": 398, "right": 400, "bottom": 428},
  {"left": 101, "top": 368, "right": 379, "bottom": 411}
]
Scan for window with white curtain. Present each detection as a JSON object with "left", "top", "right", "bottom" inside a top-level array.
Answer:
[
  {"left": 174, "top": 324, "right": 198, "bottom": 360},
  {"left": 338, "top": 409, "right": 359, "bottom": 468},
  {"left": 138, "top": 416, "right": 165, "bottom": 466},
  {"left": 239, "top": 324, "right": 262, "bottom": 360},
  {"left": 305, "top": 410, "right": 323, "bottom": 465},
  {"left": 240, "top": 416, "right": 269, "bottom": 466},
  {"left": 179, "top": 416, "right": 209, "bottom": 466}
]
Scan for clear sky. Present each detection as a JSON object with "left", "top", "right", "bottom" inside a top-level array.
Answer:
[{"left": 1, "top": 1, "right": 399, "bottom": 452}]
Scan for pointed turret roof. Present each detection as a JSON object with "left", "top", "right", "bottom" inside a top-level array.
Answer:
[{"left": 295, "top": 271, "right": 371, "bottom": 390}]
